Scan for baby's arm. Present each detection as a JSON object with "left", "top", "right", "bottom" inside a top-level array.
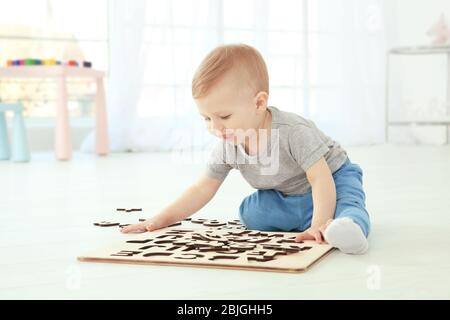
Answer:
[
  {"left": 295, "top": 157, "right": 336, "bottom": 243},
  {"left": 308, "top": 157, "right": 336, "bottom": 228},
  {"left": 121, "top": 175, "right": 223, "bottom": 233}
]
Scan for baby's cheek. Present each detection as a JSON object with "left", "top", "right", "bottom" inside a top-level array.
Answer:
[{"left": 208, "top": 127, "right": 222, "bottom": 138}]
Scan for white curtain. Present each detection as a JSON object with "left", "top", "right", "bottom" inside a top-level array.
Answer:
[
  {"left": 307, "top": 0, "right": 386, "bottom": 145},
  {"left": 81, "top": 0, "right": 148, "bottom": 152},
  {"left": 82, "top": 0, "right": 220, "bottom": 153},
  {"left": 81, "top": 0, "right": 386, "bottom": 152}
]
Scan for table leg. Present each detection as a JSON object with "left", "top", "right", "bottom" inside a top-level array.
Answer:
[
  {"left": 447, "top": 53, "right": 450, "bottom": 117},
  {"left": 55, "top": 76, "right": 71, "bottom": 160},
  {"left": 0, "top": 111, "right": 10, "bottom": 160},
  {"left": 95, "top": 78, "right": 109, "bottom": 155},
  {"left": 446, "top": 53, "right": 450, "bottom": 144},
  {"left": 385, "top": 52, "right": 390, "bottom": 143}
]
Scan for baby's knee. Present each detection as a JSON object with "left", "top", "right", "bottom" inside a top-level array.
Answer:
[
  {"left": 239, "top": 195, "right": 265, "bottom": 230},
  {"left": 239, "top": 190, "right": 277, "bottom": 231}
]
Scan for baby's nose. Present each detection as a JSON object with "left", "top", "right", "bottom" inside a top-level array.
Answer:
[{"left": 210, "top": 120, "right": 224, "bottom": 132}]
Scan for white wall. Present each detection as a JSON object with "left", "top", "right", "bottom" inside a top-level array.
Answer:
[
  {"left": 24, "top": 0, "right": 450, "bottom": 151},
  {"left": 386, "top": 0, "right": 450, "bottom": 46}
]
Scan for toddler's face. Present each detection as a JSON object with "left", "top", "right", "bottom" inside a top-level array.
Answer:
[{"left": 195, "top": 73, "right": 266, "bottom": 145}]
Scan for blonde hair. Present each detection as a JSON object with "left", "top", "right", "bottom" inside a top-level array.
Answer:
[{"left": 192, "top": 44, "right": 269, "bottom": 99}]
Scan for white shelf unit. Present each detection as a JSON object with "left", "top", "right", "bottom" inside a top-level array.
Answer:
[{"left": 385, "top": 45, "right": 450, "bottom": 143}]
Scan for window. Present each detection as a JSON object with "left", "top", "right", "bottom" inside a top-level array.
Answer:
[
  {"left": 138, "top": 0, "right": 308, "bottom": 117},
  {"left": 1, "top": 0, "right": 349, "bottom": 121},
  {"left": 0, "top": 0, "right": 108, "bottom": 118}
]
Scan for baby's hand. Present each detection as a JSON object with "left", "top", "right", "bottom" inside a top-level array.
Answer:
[
  {"left": 120, "top": 219, "right": 161, "bottom": 234},
  {"left": 294, "top": 219, "right": 333, "bottom": 244}
]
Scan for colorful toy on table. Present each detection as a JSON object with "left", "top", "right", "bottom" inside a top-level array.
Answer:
[
  {"left": 67, "top": 60, "right": 78, "bottom": 66},
  {"left": 24, "top": 58, "right": 40, "bottom": 65},
  {"left": 5, "top": 59, "right": 92, "bottom": 68},
  {"left": 42, "top": 59, "right": 57, "bottom": 65}
]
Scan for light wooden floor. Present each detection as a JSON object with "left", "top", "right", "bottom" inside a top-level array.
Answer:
[{"left": 1, "top": 144, "right": 449, "bottom": 299}]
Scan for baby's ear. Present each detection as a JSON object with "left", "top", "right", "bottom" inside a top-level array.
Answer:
[{"left": 254, "top": 91, "right": 269, "bottom": 109}]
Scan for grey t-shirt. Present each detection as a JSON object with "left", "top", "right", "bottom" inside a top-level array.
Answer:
[{"left": 205, "top": 106, "right": 348, "bottom": 195}]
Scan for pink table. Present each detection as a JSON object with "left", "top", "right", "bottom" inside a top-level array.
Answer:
[{"left": 0, "top": 65, "right": 109, "bottom": 160}]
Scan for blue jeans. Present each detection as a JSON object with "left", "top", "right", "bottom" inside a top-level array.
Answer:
[{"left": 238, "top": 158, "right": 370, "bottom": 237}]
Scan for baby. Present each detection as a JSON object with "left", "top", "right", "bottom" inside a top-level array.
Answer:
[{"left": 122, "top": 44, "right": 370, "bottom": 254}]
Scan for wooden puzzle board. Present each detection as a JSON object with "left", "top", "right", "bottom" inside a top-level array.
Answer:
[{"left": 78, "top": 221, "right": 334, "bottom": 273}]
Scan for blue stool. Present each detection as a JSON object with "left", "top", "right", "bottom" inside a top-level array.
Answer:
[{"left": 0, "top": 103, "right": 30, "bottom": 162}]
